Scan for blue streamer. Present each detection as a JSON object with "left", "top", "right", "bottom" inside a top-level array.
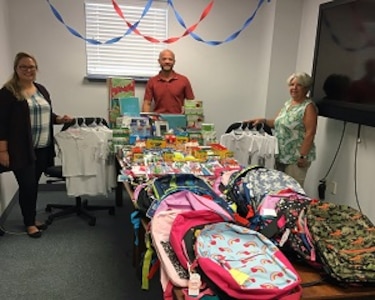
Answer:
[
  {"left": 47, "top": 0, "right": 271, "bottom": 46},
  {"left": 46, "top": 0, "right": 153, "bottom": 45},
  {"left": 168, "top": 0, "right": 271, "bottom": 46}
]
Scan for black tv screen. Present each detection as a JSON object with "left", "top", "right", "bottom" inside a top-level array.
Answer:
[{"left": 311, "top": 0, "right": 375, "bottom": 127}]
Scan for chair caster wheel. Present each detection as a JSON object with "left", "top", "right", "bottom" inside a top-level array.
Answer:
[
  {"left": 109, "top": 208, "right": 115, "bottom": 215},
  {"left": 88, "top": 219, "right": 96, "bottom": 226}
]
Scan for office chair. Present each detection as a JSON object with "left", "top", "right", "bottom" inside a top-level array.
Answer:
[{"left": 44, "top": 117, "right": 115, "bottom": 226}]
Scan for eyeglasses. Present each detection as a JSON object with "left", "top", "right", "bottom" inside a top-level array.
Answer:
[{"left": 18, "top": 65, "right": 37, "bottom": 71}]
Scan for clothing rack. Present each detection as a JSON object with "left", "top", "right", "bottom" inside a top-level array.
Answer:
[
  {"left": 224, "top": 121, "right": 273, "bottom": 135},
  {"left": 61, "top": 117, "right": 107, "bottom": 130},
  {"left": 45, "top": 116, "right": 115, "bottom": 226}
]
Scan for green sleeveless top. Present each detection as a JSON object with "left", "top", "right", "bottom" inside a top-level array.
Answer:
[{"left": 274, "top": 99, "right": 316, "bottom": 164}]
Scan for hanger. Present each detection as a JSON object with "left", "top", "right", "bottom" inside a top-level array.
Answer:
[
  {"left": 88, "top": 118, "right": 97, "bottom": 128},
  {"left": 256, "top": 122, "right": 265, "bottom": 134},
  {"left": 98, "top": 118, "right": 104, "bottom": 127},
  {"left": 233, "top": 124, "right": 245, "bottom": 135},
  {"left": 79, "top": 117, "right": 88, "bottom": 128},
  {"left": 71, "top": 117, "right": 80, "bottom": 129}
]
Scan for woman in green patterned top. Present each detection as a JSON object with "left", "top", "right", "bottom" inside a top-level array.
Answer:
[{"left": 248, "top": 72, "right": 318, "bottom": 187}]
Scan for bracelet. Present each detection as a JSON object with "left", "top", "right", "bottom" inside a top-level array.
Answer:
[{"left": 299, "top": 155, "right": 307, "bottom": 159}]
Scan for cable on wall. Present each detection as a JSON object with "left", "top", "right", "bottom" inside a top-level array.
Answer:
[
  {"left": 354, "top": 124, "right": 362, "bottom": 213},
  {"left": 318, "top": 121, "right": 347, "bottom": 200}
]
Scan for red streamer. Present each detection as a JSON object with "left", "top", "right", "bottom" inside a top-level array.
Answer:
[{"left": 111, "top": 0, "right": 214, "bottom": 44}]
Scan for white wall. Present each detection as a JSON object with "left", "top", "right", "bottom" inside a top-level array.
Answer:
[
  {"left": 1, "top": 0, "right": 374, "bottom": 223},
  {"left": 265, "top": 0, "right": 303, "bottom": 119},
  {"left": 0, "top": 0, "right": 18, "bottom": 214}
]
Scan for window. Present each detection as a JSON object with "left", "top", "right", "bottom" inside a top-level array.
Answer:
[{"left": 85, "top": 1, "right": 168, "bottom": 79}]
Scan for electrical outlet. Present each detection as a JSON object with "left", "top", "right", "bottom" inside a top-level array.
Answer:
[{"left": 330, "top": 181, "right": 337, "bottom": 195}]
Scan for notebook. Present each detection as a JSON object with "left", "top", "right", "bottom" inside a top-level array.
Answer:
[
  {"left": 119, "top": 97, "right": 140, "bottom": 117},
  {"left": 160, "top": 114, "right": 187, "bottom": 130}
]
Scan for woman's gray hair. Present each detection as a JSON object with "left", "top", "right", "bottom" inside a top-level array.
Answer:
[{"left": 287, "top": 72, "right": 313, "bottom": 89}]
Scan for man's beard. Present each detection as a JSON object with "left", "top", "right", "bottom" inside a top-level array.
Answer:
[{"left": 162, "top": 65, "right": 172, "bottom": 71}]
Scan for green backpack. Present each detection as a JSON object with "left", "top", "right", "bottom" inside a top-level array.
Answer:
[{"left": 306, "top": 200, "right": 375, "bottom": 286}]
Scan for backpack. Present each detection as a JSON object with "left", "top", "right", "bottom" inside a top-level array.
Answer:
[
  {"left": 151, "top": 209, "right": 189, "bottom": 290},
  {"left": 148, "top": 173, "right": 234, "bottom": 218},
  {"left": 223, "top": 166, "right": 305, "bottom": 221},
  {"left": 306, "top": 200, "right": 375, "bottom": 285},
  {"left": 257, "top": 189, "right": 320, "bottom": 267},
  {"left": 170, "top": 210, "right": 302, "bottom": 300},
  {"left": 150, "top": 191, "right": 234, "bottom": 299},
  {"left": 135, "top": 173, "right": 233, "bottom": 218}
]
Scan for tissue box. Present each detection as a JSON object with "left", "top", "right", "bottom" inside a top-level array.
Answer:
[{"left": 184, "top": 100, "right": 204, "bottom": 115}]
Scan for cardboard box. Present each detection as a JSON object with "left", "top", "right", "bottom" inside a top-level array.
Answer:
[
  {"left": 186, "top": 114, "right": 204, "bottom": 130},
  {"left": 184, "top": 100, "right": 204, "bottom": 115}
]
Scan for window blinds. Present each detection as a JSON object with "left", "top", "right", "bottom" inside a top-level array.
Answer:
[{"left": 85, "top": 1, "right": 168, "bottom": 79}]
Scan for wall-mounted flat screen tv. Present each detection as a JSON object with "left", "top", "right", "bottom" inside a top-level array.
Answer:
[{"left": 311, "top": 0, "right": 375, "bottom": 127}]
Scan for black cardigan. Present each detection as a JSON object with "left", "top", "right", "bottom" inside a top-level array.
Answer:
[{"left": 0, "top": 82, "right": 57, "bottom": 172}]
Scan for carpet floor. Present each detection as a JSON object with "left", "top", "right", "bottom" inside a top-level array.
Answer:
[{"left": 0, "top": 184, "right": 163, "bottom": 300}]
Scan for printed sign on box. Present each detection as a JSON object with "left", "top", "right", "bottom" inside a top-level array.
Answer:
[
  {"left": 107, "top": 77, "right": 135, "bottom": 127},
  {"left": 184, "top": 100, "right": 203, "bottom": 115}
]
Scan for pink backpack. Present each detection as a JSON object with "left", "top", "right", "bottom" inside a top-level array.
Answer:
[
  {"left": 170, "top": 210, "right": 302, "bottom": 300},
  {"left": 150, "top": 190, "right": 234, "bottom": 299},
  {"left": 153, "top": 189, "right": 234, "bottom": 219},
  {"left": 151, "top": 210, "right": 189, "bottom": 290}
]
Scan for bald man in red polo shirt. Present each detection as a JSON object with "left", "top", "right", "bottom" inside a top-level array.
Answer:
[{"left": 142, "top": 49, "right": 195, "bottom": 114}]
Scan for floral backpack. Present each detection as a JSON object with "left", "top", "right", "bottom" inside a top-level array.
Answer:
[{"left": 223, "top": 166, "right": 305, "bottom": 222}]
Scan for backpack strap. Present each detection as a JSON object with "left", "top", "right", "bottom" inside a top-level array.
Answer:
[
  {"left": 277, "top": 285, "right": 302, "bottom": 300},
  {"left": 141, "top": 230, "right": 153, "bottom": 290},
  {"left": 130, "top": 210, "right": 141, "bottom": 246}
]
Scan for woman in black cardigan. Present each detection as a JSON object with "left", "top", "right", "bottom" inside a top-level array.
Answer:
[{"left": 0, "top": 52, "right": 72, "bottom": 238}]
